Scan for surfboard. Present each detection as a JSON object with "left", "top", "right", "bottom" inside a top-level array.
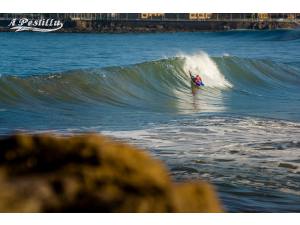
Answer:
[{"left": 191, "top": 80, "right": 201, "bottom": 87}]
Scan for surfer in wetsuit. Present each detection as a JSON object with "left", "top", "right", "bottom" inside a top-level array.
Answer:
[
  {"left": 189, "top": 71, "right": 204, "bottom": 86},
  {"left": 194, "top": 75, "right": 203, "bottom": 86}
]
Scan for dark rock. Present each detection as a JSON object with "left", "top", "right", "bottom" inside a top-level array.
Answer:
[{"left": 0, "top": 134, "right": 223, "bottom": 212}]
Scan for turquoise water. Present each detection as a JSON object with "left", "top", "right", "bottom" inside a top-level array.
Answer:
[{"left": 0, "top": 30, "right": 300, "bottom": 212}]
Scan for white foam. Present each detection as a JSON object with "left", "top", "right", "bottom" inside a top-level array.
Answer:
[{"left": 178, "top": 51, "right": 233, "bottom": 88}]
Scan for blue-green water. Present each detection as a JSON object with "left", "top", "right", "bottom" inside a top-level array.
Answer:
[{"left": 0, "top": 30, "right": 300, "bottom": 212}]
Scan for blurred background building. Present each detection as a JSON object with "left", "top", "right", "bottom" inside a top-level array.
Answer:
[{"left": 0, "top": 13, "right": 299, "bottom": 22}]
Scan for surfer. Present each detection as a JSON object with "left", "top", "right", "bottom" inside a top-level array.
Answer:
[{"left": 189, "top": 71, "right": 204, "bottom": 87}]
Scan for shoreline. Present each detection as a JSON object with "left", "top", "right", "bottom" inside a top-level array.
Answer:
[{"left": 0, "top": 19, "right": 299, "bottom": 33}]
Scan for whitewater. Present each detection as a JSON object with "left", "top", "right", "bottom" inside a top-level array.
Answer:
[{"left": 0, "top": 30, "right": 300, "bottom": 212}]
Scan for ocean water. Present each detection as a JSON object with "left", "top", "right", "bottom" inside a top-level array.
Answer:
[{"left": 0, "top": 30, "right": 300, "bottom": 212}]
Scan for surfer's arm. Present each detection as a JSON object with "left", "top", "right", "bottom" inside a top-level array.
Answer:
[{"left": 189, "top": 71, "right": 194, "bottom": 80}]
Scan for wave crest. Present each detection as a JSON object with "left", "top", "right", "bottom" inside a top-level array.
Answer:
[{"left": 0, "top": 52, "right": 299, "bottom": 113}]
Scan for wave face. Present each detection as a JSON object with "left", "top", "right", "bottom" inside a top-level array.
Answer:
[{"left": 1, "top": 52, "right": 300, "bottom": 116}]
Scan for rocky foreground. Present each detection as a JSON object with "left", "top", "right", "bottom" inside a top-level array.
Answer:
[{"left": 0, "top": 134, "right": 222, "bottom": 212}]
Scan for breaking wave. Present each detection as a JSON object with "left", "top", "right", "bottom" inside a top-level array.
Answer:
[{"left": 0, "top": 51, "right": 299, "bottom": 113}]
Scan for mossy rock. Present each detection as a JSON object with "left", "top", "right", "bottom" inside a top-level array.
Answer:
[{"left": 0, "top": 134, "right": 223, "bottom": 212}]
